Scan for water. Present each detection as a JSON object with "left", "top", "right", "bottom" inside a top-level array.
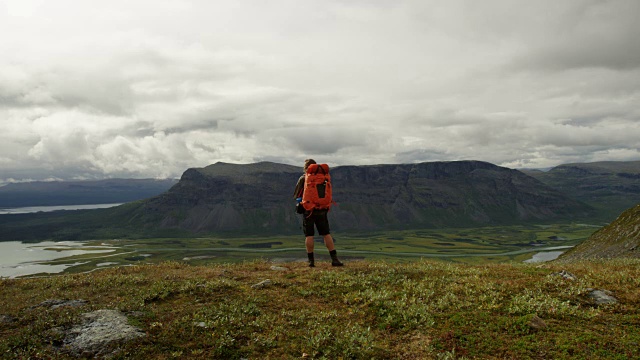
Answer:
[
  {"left": 524, "top": 249, "right": 570, "bottom": 263},
  {"left": 0, "top": 241, "right": 116, "bottom": 278},
  {"left": 0, "top": 238, "right": 575, "bottom": 278},
  {"left": 0, "top": 203, "right": 122, "bottom": 215}
]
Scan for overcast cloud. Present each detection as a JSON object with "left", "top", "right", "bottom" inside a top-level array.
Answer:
[{"left": 1, "top": 0, "right": 639, "bottom": 183}]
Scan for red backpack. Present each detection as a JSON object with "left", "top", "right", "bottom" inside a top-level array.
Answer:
[{"left": 302, "top": 164, "right": 333, "bottom": 211}]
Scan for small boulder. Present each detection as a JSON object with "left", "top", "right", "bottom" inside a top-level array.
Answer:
[
  {"left": 251, "top": 279, "right": 273, "bottom": 289},
  {"left": 0, "top": 314, "right": 16, "bottom": 325},
  {"left": 587, "top": 289, "right": 618, "bottom": 305},
  {"left": 270, "top": 265, "right": 289, "bottom": 271},
  {"left": 63, "top": 309, "right": 145, "bottom": 357},
  {"left": 529, "top": 315, "right": 548, "bottom": 330},
  {"left": 552, "top": 270, "right": 577, "bottom": 281},
  {"left": 31, "top": 299, "right": 88, "bottom": 310}
]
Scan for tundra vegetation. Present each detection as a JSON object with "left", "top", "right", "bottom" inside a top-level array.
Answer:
[{"left": 1, "top": 258, "right": 638, "bottom": 359}]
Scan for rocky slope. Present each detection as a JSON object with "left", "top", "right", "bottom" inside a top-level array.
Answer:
[{"left": 560, "top": 204, "right": 640, "bottom": 260}]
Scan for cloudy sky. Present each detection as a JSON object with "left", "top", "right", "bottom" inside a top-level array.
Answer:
[{"left": 1, "top": 0, "right": 639, "bottom": 183}]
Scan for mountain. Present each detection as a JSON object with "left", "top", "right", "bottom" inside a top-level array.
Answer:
[
  {"left": 522, "top": 161, "right": 640, "bottom": 220},
  {"left": 0, "top": 179, "right": 178, "bottom": 208},
  {"left": 0, "top": 160, "right": 596, "bottom": 241},
  {"left": 560, "top": 204, "right": 640, "bottom": 260},
  {"left": 116, "top": 160, "right": 594, "bottom": 233}
]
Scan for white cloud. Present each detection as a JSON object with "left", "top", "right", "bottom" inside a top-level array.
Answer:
[{"left": 0, "top": 0, "right": 639, "bottom": 181}]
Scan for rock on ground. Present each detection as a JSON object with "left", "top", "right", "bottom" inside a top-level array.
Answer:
[
  {"left": 0, "top": 314, "right": 16, "bottom": 324},
  {"left": 552, "top": 270, "right": 577, "bottom": 281},
  {"left": 31, "top": 299, "right": 88, "bottom": 310},
  {"left": 529, "top": 315, "right": 548, "bottom": 330},
  {"left": 587, "top": 289, "right": 618, "bottom": 305},
  {"left": 63, "top": 309, "right": 145, "bottom": 357},
  {"left": 251, "top": 279, "right": 273, "bottom": 289},
  {"left": 270, "top": 265, "right": 289, "bottom": 271}
]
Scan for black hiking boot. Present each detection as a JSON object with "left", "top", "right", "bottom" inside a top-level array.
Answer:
[
  {"left": 307, "top": 252, "right": 315, "bottom": 267},
  {"left": 330, "top": 250, "right": 343, "bottom": 267}
]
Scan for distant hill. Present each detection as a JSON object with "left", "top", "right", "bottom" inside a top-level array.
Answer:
[
  {"left": 560, "top": 204, "right": 640, "bottom": 260},
  {"left": 0, "top": 179, "right": 178, "bottom": 208},
  {"left": 522, "top": 160, "right": 640, "bottom": 221}
]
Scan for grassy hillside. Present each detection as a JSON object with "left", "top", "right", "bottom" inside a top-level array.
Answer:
[
  {"left": 560, "top": 204, "right": 640, "bottom": 261},
  {"left": 1, "top": 259, "right": 639, "bottom": 359}
]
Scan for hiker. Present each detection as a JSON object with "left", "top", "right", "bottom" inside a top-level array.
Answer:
[{"left": 293, "top": 158, "right": 343, "bottom": 267}]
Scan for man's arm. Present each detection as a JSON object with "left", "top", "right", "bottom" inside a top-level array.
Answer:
[{"left": 293, "top": 175, "right": 305, "bottom": 199}]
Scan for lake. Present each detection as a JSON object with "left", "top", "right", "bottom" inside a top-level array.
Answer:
[
  {"left": 0, "top": 241, "right": 117, "bottom": 278},
  {"left": 0, "top": 203, "right": 122, "bottom": 215},
  {"left": 524, "top": 247, "right": 572, "bottom": 263}
]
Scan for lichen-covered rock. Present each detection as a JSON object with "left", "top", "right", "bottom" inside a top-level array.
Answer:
[
  {"left": 251, "top": 279, "right": 273, "bottom": 289},
  {"left": 587, "top": 289, "right": 618, "bottom": 305},
  {"left": 63, "top": 309, "right": 145, "bottom": 357},
  {"left": 552, "top": 270, "right": 577, "bottom": 281}
]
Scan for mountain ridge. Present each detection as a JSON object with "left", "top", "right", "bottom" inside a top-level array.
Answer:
[
  {"left": 0, "top": 178, "right": 178, "bottom": 208},
  {"left": 128, "top": 160, "right": 593, "bottom": 234},
  {"left": 523, "top": 160, "right": 640, "bottom": 220},
  {"left": 0, "top": 160, "right": 597, "bottom": 241}
]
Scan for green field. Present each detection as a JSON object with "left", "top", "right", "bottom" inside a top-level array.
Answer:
[{"left": 23, "top": 223, "right": 602, "bottom": 276}]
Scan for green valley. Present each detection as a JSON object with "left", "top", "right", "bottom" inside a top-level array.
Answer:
[{"left": 2, "top": 223, "right": 601, "bottom": 278}]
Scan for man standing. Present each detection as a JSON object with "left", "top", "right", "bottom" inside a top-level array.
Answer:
[{"left": 293, "top": 158, "right": 343, "bottom": 267}]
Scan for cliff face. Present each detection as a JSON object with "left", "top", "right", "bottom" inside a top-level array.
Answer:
[
  {"left": 131, "top": 160, "right": 594, "bottom": 234},
  {"left": 560, "top": 204, "right": 640, "bottom": 260}
]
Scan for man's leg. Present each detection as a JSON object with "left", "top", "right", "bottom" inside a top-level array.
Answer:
[
  {"left": 305, "top": 236, "right": 315, "bottom": 267},
  {"left": 323, "top": 234, "right": 343, "bottom": 266},
  {"left": 316, "top": 211, "right": 343, "bottom": 267},
  {"left": 306, "top": 236, "right": 315, "bottom": 253},
  {"left": 303, "top": 213, "right": 316, "bottom": 267},
  {"left": 323, "top": 234, "right": 335, "bottom": 251}
]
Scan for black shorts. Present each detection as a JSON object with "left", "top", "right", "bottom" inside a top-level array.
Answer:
[{"left": 302, "top": 209, "right": 331, "bottom": 237}]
